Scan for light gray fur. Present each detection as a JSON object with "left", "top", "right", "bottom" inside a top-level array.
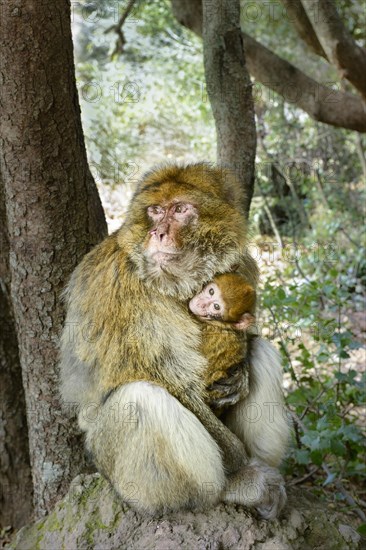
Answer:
[{"left": 223, "top": 338, "right": 290, "bottom": 467}]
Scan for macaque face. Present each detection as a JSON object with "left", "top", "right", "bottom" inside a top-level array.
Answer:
[
  {"left": 189, "top": 282, "right": 225, "bottom": 320},
  {"left": 122, "top": 166, "right": 249, "bottom": 299},
  {"left": 145, "top": 201, "right": 198, "bottom": 266}
]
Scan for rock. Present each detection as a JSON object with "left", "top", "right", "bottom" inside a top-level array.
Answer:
[{"left": 11, "top": 474, "right": 361, "bottom": 550}]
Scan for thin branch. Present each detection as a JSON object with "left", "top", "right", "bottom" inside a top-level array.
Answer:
[
  {"left": 268, "top": 306, "right": 300, "bottom": 385},
  {"left": 293, "top": 416, "right": 302, "bottom": 449},
  {"left": 301, "top": 0, "right": 366, "bottom": 99},
  {"left": 104, "top": 0, "right": 137, "bottom": 56},
  {"left": 336, "top": 301, "right": 342, "bottom": 402},
  {"left": 315, "top": 170, "right": 329, "bottom": 209},
  {"left": 289, "top": 466, "right": 320, "bottom": 485},
  {"left": 281, "top": 0, "right": 326, "bottom": 58},
  {"left": 281, "top": 169, "right": 311, "bottom": 229},
  {"left": 257, "top": 181, "right": 284, "bottom": 248},
  {"left": 299, "top": 383, "right": 334, "bottom": 420},
  {"left": 338, "top": 227, "right": 360, "bottom": 248}
]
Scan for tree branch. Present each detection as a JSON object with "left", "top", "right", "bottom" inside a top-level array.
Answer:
[
  {"left": 170, "top": 0, "right": 366, "bottom": 132},
  {"left": 280, "top": 0, "right": 326, "bottom": 58},
  {"left": 244, "top": 34, "right": 366, "bottom": 132},
  {"left": 104, "top": 0, "right": 137, "bottom": 56},
  {"left": 301, "top": 0, "right": 366, "bottom": 99}
]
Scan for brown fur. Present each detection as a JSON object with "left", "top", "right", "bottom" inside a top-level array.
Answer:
[
  {"left": 214, "top": 273, "right": 256, "bottom": 322},
  {"left": 201, "top": 322, "right": 251, "bottom": 388}
]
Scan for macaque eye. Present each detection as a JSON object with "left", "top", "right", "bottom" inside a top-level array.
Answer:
[
  {"left": 148, "top": 205, "right": 164, "bottom": 216},
  {"left": 174, "top": 203, "right": 187, "bottom": 214},
  {"left": 209, "top": 287, "right": 214, "bottom": 296},
  {"left": 214, "top": 303, "right": 221, "bottom": 311}
]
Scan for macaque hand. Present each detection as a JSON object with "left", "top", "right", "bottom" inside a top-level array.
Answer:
[
  {"left": 234, "top": 313, "right": 256, "bottom": 331},
  {"left": 206, "top": 362, "right": 248, "bottom": 409}
]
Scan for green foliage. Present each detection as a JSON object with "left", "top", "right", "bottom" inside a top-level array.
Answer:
[
  {"left": 73, "top": 0, "right": 215, "bottom": 186},
  {"left": 260, "top": 225, "right": 366, "bottom": 495}
]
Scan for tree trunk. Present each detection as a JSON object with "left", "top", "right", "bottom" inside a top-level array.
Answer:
[
  {"left": 0, "top": 179, "right": 33, "bottom": 529},
  {"left": 202, "top": 0, "right": 256, "bottom": 215},
  {"left": 0, "top": 0, "right": 107, "bottom": 517}
]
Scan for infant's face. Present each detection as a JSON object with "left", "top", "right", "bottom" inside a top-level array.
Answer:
[{"left": 189, "top": 282, "right": 224, "bottom": 320}]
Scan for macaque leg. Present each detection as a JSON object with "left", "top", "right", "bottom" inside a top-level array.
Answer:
[
  {"left": 223, "top": 337, "right": 290, "bottom": 468},
  {"left": 81, "top": 381, "right": 226, "bottom": 513}
]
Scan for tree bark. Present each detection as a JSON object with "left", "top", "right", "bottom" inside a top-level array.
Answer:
[
  {"left": 301, "top": 0, "right": 366, "bottom": 100},
  {"left": 201, "top": 0, "right": 256, "bottom": 215},
  {"left": 171, "top": 0, "right": 366, "bottom": 133},
  {"left": 0, "top": 0, "right": 107, "bottom": 517},
  {"left": 281, "top": 0, "right": 326, "bottom": 58},
  {"left": 0, "top": 178, "right": 33, "bottom": 529}
]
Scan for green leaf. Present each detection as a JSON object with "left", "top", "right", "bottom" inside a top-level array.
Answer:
[
  {"left": 310, "top": 450, "right": 324, "bottom": 465},
  {"left": 295, "top": 449, "right": 310, "bottom": 465},
  {"left": 316, "top": 416, "right": 329, "bottom": 430},
  {"left": 277, "top": 287, "right": 286, "bottom": 300},
  {"left": 329, "top": 268, "right": 339, "bottom": 278},
  {"left": 330, "top": 439, "right": 346, "bottom": 456},
  {"left": 357, "top": 524, "right": 366, "bottom": 536}
]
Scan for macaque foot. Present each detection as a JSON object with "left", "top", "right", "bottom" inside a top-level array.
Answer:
[{"left": 222, "top": 459, "right": 287, "bottom": 520}]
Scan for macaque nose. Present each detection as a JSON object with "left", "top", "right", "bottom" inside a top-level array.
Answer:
[
  {"left": 150, "top": 223, "right": 168, "bottom": 242},
  {"left": 149, "top": 228, "right": 166, "bottom": 242},
  {"left": 157, "top": 229, "right": 166, "bottom": 242}
]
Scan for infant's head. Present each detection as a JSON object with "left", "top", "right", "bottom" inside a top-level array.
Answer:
[{"left": 189, "top": 273, "right": 256, "bottom": 323}]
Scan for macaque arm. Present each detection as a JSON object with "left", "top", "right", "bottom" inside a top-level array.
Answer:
[{"left": 179, "top": 392, "right": 248, "bottom": 474}]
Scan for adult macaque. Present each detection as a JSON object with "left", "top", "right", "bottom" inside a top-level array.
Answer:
[
  {"left": 60, "top": 163, "right": 289, "bottom": 519},
  {"left": 189, "top": 273, "right": 256, "bottom": 397}
]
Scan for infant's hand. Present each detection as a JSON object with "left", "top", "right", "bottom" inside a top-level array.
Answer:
[{"left": 234, "top": 313, "right": 256, "bottom": 331}]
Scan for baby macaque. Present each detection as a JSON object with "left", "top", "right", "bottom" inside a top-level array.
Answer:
[
  {"left": 189, "top": 273, "right": 256, "bottom": 405},
  {"left": 189, "top": 272, "right": 256, "bottom": 327}
]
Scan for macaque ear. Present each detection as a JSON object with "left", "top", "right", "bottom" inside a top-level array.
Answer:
[{"left": 234, "top": 313, "right": 256, "bottom": 331}]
